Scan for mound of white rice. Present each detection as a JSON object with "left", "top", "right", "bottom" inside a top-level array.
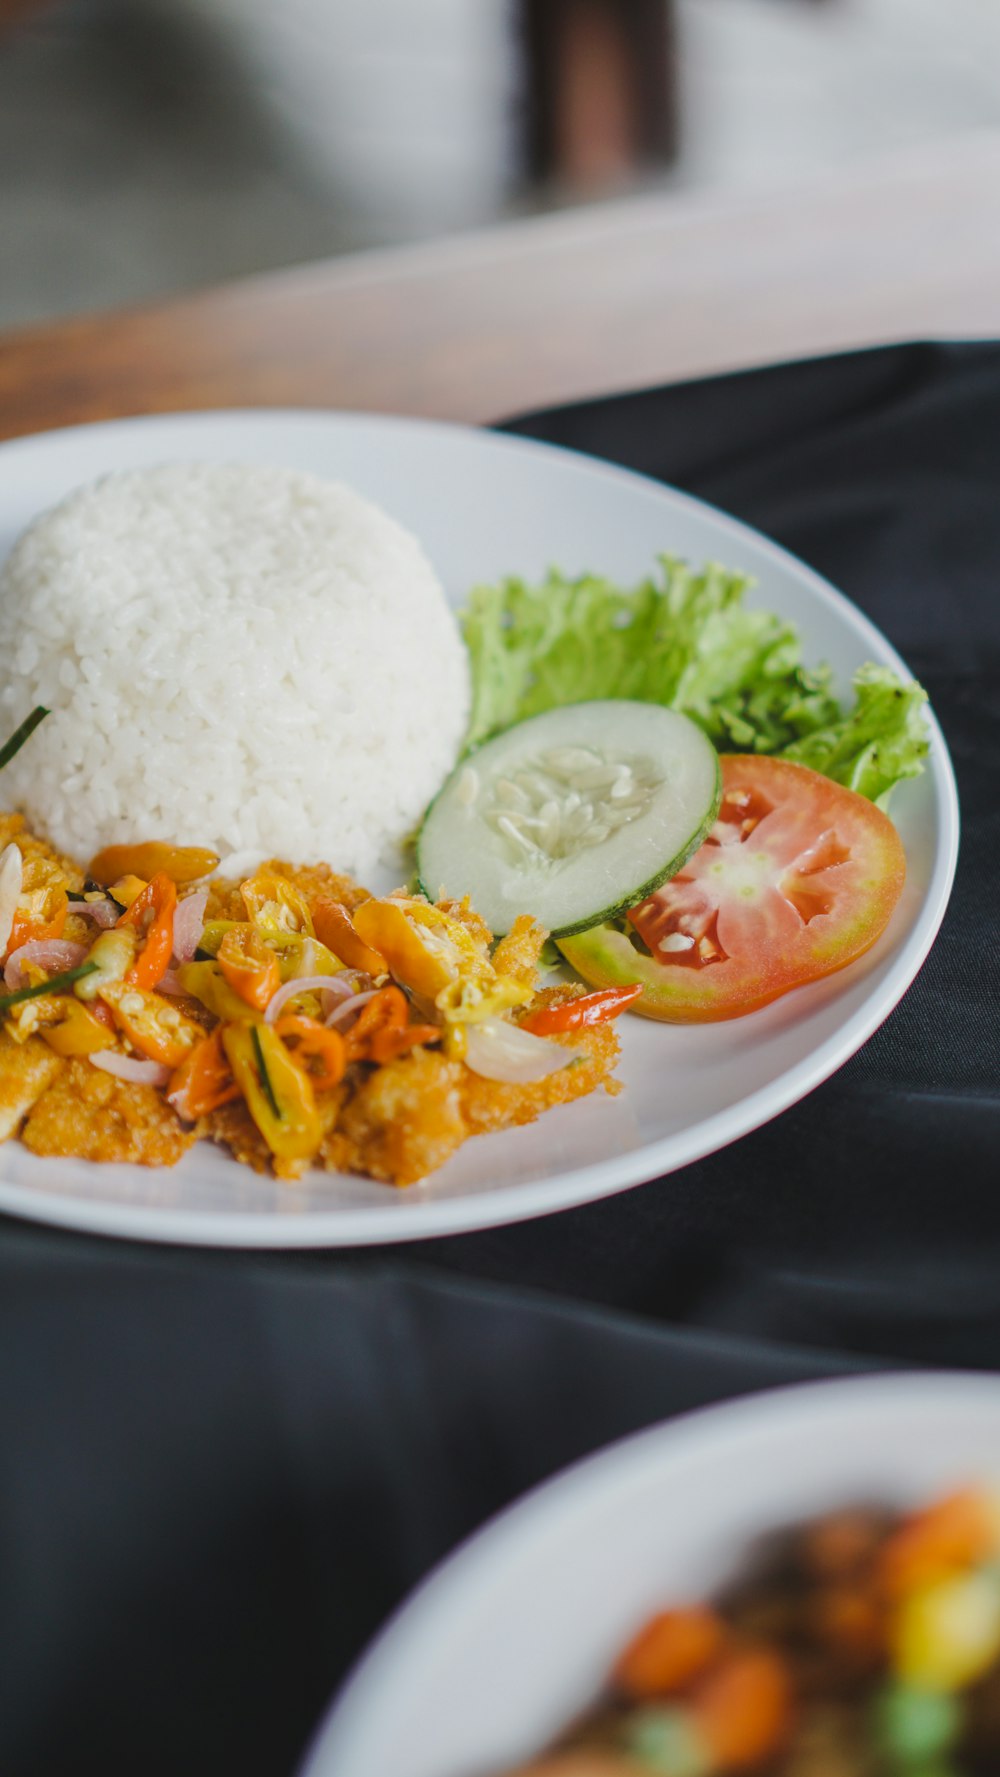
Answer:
[{"left": 0, "top": 462, "right": 470, "bottom": 877}]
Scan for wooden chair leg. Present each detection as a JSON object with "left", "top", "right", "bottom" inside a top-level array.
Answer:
[{"left": 520, "top": 0, "right": 678, "bottom": 189}]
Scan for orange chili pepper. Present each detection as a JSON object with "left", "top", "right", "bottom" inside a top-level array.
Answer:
[
  {"left": 274, "top": 1014, "right": 346, "bottom": 1091},
  {"left": 878, "top": 1489, "right": 1000, "bottom": 1599},
  {"left": 7, "top": 900, "right": 67, "bottom": 955},
  {"left": 88, "top": 842, "right": 219, "bottom": 888},
  {"left": 615, "top": 1608, "right": 727, "bottom": 1700},
  {"left": 519, "top": 984, "right": 642, "bottom": 1037},
  {"left": 167, "top": 1027, "right": 241, "bottom": 1119},
  {"left": 312, "top": 899, "right": 387, "bottom": 977},
  {"left": 343, "top": 985, "right": 440, "bottom": 1065},
  {"left": 6, "top": 856, "right": 69, "bottom": 957},
  {"left": 693, "top": 1649, "right": 792, "bottom": 1771},
  {"left": 118, "top": 872, "right": 176, "bottom": 990},
  {"left": 216, "top": 925, "right": 281, "bottom": 1012},
  {"left": 99, "top": 981, "right": 201, "bottom": 1069}
]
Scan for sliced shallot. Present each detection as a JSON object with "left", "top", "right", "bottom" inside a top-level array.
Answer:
[
  {"left": 67, "top": 897, "right": 119, "bottom": 929},
  {"left": 171, "top": 888, "right": 209, "bottom": 963},
  {"left": 0, "top": 842, "right": 23, "bottom": 957},
  {"left": 324, "top": 989, "right": 378, "bottom": 1030},
  {"left": 463, "top": 1017, "right": 571, "bottom": 1084},
  {"left": 89, "top": 1052, "right": 171, "bottom": 1087},
  {"left": 4, "top": 938, "right": 87, "bottom": 991},
  {"left": 264, "top": 973, "right": 354, "bottom": 1024},
  {"left": 156, "top": 969, "right": 186, "bottom": 997}
]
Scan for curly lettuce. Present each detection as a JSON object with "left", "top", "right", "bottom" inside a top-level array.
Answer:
[{"left": 460, "top": 557, "right": 928, "bottom": 805}]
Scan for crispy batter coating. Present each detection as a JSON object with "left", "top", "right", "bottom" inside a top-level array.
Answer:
[
  {"left": 206, "top": 1098, "right": 274, "bottom": 1175},
  {"left": 0, "top": 811, "right": 84, "bottom": 893},
  {"left": 434, "top": 894, "right": 493, "bottom": 952},
  {"left": 207, "top": 1084, "right": 346, "bottom": 1182},
  {"left": 0, "top": 1028, "right": 64, "bottom": 1140},
  {"left": 22, "top": 1059, "right": 196, "bottom": 1166},
  {"left": 459, "top": 1024, "right": 621, "bottom": 1135},
  {"left": 492, "top": 915, "right": 548, "bottom": 985},
  {"left": 324, "top": 1048, "right": 468, "bottom": 1186}
]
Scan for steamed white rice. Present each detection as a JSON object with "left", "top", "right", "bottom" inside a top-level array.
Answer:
[{"left": 0, "top": 462, "right": 470, "bottom": 877}]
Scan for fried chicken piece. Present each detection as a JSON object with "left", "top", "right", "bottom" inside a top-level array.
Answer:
[
  {"left": 206, "top": 1098, "right": 274, "bottom": 1175},
  {"left": 322, "top": 1017, "right": 621, "bottom": 1188},
  {"left": 22, "top": 1059, "right": 196, "bottom": 1166},
  {"left": 0, "top": 810, "right": 84, "bottom": 893},
  {"left": 459, "top": 1022, "right": 622, "bottom": 1138},
  {"left": 0, "top": 1028, "right": 65, "bottom": 1141},
  {"left": 324, "top": 1048, "right": 468, "bottom": 1187},
  {"left": 207, "top": 1085, "right": 346, "bottom": 1182}
]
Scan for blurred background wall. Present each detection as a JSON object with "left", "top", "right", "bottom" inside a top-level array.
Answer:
[{"left": 1, "top": 0, "right": 999, "bottom": 331}]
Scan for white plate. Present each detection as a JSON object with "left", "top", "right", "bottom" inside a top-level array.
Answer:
[
  {"left": 0, "top": 410, "right": 958, "bottom": 1247},
  {"left": 304, "top": 1372, "right": 1000, "bottom": 1777}
]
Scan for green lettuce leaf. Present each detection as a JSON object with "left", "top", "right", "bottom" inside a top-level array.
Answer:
[
  {"left": 460, "top": 557, "right": 929, "bottom": 802},
  {"left": 781, "top": 663, "right": 929, "bottom": 806}
]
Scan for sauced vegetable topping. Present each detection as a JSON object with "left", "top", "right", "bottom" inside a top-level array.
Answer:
[{"left": 0, "top": 825, "right": 635, "bottom": 1183}]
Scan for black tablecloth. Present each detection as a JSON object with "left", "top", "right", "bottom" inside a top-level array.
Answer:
[{"left": 3, "top": 341, "right": 998, "bottom": 1777}]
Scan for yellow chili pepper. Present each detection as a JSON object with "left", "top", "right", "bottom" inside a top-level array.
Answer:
[
  {"left": 217, "top": 926, "right": 281, "bottom": 1012},
  {"left": 88, "top": 842, "right": 220, "bottom": 887},
  {"left": 240, "top": 873, "right": 314, "bottom": 938},
  {"left": 74, "top": 927, "right": 137, "bottom": 1001},
  {"left": 175, "top": 960, "right": 259, "bottom": 1024},
  {"left": 40, "top": 998, "right": 113, "bottom": 1058},
  {"left": 268, "top": 932, "right": 341, "bottom": 984},
  {"left": 193, "top": 920, "right": 238, "bottom": 958},
  {"left": 107, "top": 875, "right": 148, "bottom": 910},
  {"left": 222, "top": 1021, "right": 322, "bottom": 1164},
  {"left": 352, "top": 897, "right": 530, "bottom": 1023},
  {"left": 892, "top": 1572, "right": 1000, "bottom": 1692},
  {"left": 197, "top": 922, "right": 340, "bottom": 985}
]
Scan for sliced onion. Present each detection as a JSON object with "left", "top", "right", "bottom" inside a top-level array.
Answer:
[
  {"left": 320, "top": 971, "right": 372, "bottom": 1016},
  {"left": 324, "top": 989, "right": 378, "bottom": 1030},
  {"left": 264, "top": 973, "right": 354, "bottom": 1024},
  {"left": 463, "top": 1017, "right": 571, "bottom": 1084},
  {"left": 171, "top": 888, "right": 208, "bottom": 963},
  {"left": 157, "top": 969, "right": 186, "bottom": 997},
  {"left": 0, "top": 842, "right": 23, "bottom": 957},
  {"left": 67, "top": 897, "right": 118, "bottom": 929},
  {"left": 166, "top": 1080, "right": 195, "bottom": 1121},
  {"left": 89, "top": 1052, "right": 171, "bottom": 1087},
  {"left": 4, "top": 939, "right": 87, "bottom": 991}
]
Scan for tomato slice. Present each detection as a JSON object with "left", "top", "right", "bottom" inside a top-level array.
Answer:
[{"left": 558, "top": 756, "right": 906, "bottom": 1022}]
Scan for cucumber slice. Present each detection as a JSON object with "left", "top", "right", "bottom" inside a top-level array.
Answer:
[{"left": 417, "top": 700, "right": 721, "bottom": 936}]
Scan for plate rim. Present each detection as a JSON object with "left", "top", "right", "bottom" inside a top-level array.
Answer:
[
  {"left": 0, "top": 407, "right": 960, "bottom": 1247},
  {"left": 302, "top": 1369, "right": 1000, "bottom": 1776}
]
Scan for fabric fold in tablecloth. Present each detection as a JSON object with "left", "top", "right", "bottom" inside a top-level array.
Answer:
[{"left": 3, "top": 341, "right": 998, "bottom": 1777}]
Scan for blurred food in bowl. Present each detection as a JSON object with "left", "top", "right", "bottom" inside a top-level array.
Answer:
[{"left": 506, "top": 1487, "right": 1000, "bottom": 1776}]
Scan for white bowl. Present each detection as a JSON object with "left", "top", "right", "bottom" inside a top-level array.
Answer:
[{"left": 305, "top": 1373, "right": 1000, "bottom": 1777}]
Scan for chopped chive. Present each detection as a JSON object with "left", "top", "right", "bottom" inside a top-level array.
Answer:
[
  {"left": 0, "top": 960, "right": 98, "bottom": 1011},
  {"left": 251, "top": 1024, "right": 283, "bottom": 1121},
  {"left": 0, "top": 705, "right": 49, "bottom": 772}
]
